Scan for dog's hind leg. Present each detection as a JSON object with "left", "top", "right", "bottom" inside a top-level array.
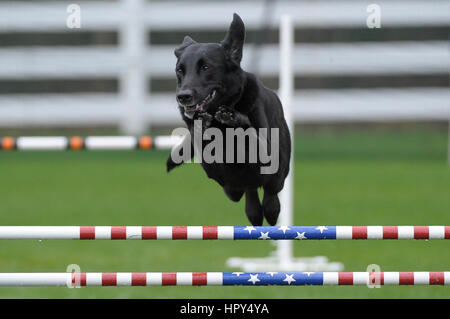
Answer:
[
  {"left": 262, "top": 190, "right": 280, "bottom": 226},
  {"left": 245, "top": 189, "right": 263, "bottom": 226},
  {"left": 224, "top": 187, "right": 244, "bottom": 202}
]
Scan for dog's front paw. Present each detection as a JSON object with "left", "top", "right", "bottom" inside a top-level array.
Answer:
[
  {"left": 215, "top": 106, "right": 236, "bottom": 126},
  {"left": 166, "top": 155, "right": 181, "bottom": 172},
  {"left": 196, "top": 112, "right": 213, "bottom": 129}
]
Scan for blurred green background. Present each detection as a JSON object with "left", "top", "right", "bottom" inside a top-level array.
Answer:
[{"left": 0, "top": 124, "right": 449, "bottom": 298}]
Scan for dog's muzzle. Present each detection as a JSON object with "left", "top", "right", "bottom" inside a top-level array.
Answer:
[{"left": 182, "top": 90, "right": 216, "bottom": 119}]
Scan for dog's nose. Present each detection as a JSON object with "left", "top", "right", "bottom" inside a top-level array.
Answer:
[{"left": 177, "top": 90, "right": 194, "bottom": 105}]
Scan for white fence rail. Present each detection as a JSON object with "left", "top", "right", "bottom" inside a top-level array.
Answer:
[
  {"left": 1, "top": 1, "right": 449, "bottom": 30},
  {"left": 0, "top": 42, "right": 447, "bottom": 79},
  {"left": 1, "top": 88, "right": 448, "bottom": 127},
  {"left": 0, "top": 0, "right": 449, "bottom": 131}
]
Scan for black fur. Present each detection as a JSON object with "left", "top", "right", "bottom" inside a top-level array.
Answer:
[{"left": 167, "top": 13, "right": 291, "bottom": 226}]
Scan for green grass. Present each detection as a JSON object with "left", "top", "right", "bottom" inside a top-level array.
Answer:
[{"left": 0, "top": 127, "right": 449, "bottom": 298}]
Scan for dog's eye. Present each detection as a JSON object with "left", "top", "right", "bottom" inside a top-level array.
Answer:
[{"left": 202, "top": 64, "right": 210, "bottom": 71}]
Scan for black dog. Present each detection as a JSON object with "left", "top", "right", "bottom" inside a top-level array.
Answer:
[{"left": 167, "top": 13, "right": 291, "bottom": 226}]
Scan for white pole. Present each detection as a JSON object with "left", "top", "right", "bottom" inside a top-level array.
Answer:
[
  {"left": 448, "top": 120, "right": 450, "bottom": 166},
  {"left": 119, "top": 0, "right": 147, "bottom": 135},
  {"left": 277, "top": 15, "right": 294, "bottom": 268}
]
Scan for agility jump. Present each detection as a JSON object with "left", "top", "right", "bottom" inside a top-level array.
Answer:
[
  {"left": 0, "top": 272, "right": 448, "bottom": 287},
  {"left": 0, "top": 225, "right": 448, "bottom": 240}
]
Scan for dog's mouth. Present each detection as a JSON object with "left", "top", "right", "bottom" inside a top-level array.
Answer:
[{"left": 183, "top": 90, "right": 216, "bottom": 119}]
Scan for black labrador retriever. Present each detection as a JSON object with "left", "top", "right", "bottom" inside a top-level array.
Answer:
[{"left": 167, "top": 13, "right": 291, "bottom": 226}]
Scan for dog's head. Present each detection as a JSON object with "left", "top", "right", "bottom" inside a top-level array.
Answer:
[{"left": 174, "top": 13, "right": 246, "bottom": 119}]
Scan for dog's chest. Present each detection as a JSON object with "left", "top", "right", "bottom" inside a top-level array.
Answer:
[{"left": 200, "top": 161, "right": 264, "bottom": 189}]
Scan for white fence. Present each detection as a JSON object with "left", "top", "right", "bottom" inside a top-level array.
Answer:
[{"left": 0, "top": 0, "right": 449, "bottom": 132}]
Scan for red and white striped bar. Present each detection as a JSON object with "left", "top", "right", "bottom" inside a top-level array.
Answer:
[
  {"left": 0, "top": 136, "right": 183, "bottom": 151},
  {"left": 322, "top": 272, "right": 450, "bottom": 286},
  {"left": 335, "top": 226, "right": 450, "bottom": 240},
  {"left": 0, "top": 226, "right": 235, "bottom": 240},
  {"left": 0, "top": 226, "right": 448, "bottom": 240},
  {"left": 0, "top": 272, "right": 224, "bottom": 287},
  {"left": 0, "top": 272, "right": 448, "bottom": 287}
]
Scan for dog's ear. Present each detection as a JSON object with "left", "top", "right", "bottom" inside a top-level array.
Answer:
[
  {"left": 221, "top": 13, "right": 245, "bottom": 65},
  {"left": 174, "top": 36, "right": 197, "bottom": 58}
]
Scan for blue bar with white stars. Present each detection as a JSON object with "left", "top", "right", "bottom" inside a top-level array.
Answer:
[
  {"left": 223, "top": 272, "right": 324, "bottom": 286},
  {"left": 233, "top": 226, "right": 337, "bottom": 240}
]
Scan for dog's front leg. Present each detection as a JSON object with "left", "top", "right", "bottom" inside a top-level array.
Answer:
[
  {"left": 166, "top": 135, "right": 194, "bottom": 172},
  {"left": 214, "top": 106, "right": 251, "bottom": 127},
  {"left": 196, "top": 112, "right": 213, "bottom": 129}
]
